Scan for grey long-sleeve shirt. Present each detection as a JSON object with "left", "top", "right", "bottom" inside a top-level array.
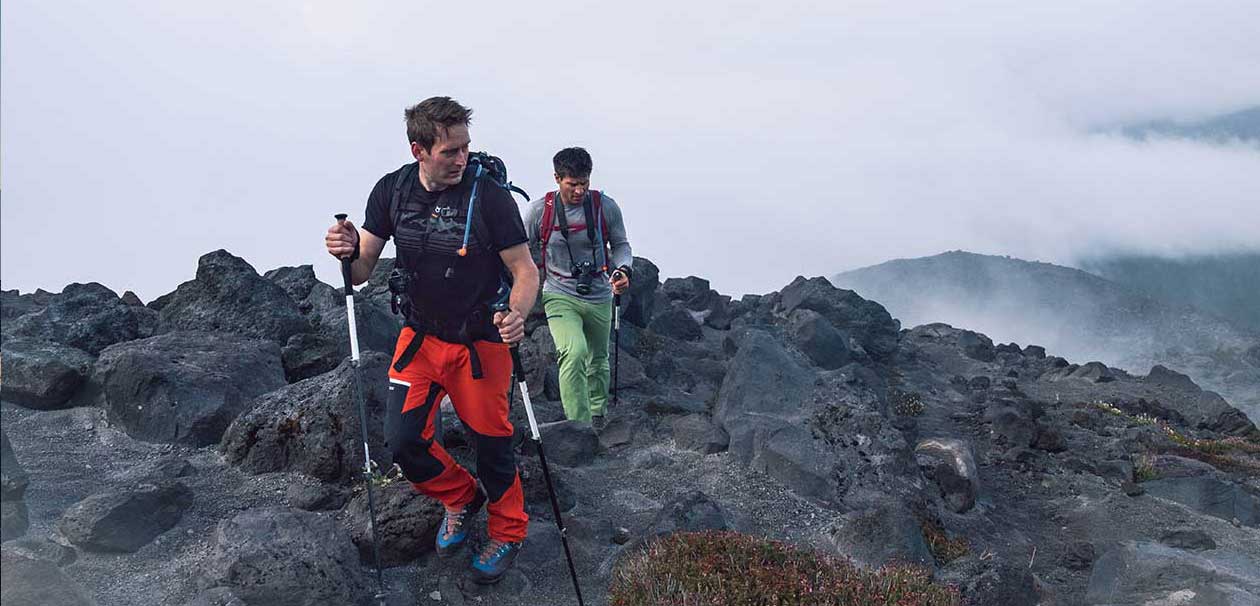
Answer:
[{"left": 524, "top": 192, "right": 632, "bottom": 302}]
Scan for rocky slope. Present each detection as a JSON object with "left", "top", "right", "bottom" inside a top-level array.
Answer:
[
  {"left": 2, "top": 250, "right": 1258, "bottom": 606},
  {"left": 831, "top": 250, "right": 1260, "bottom": 423}
]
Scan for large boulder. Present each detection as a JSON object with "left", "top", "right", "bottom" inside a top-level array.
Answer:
[
  {"left": 341, "top": 482, "right": 443, "bottom": 566},
  {"left": 776, "top": 276, "right": 900, "bottom": 361},
  {"left": 0, "top": 288, "right": 53, "bottom": 321},
  {"left": 264, "top": 264, "right": 328, "bottom": 303},
  {"left": 915, "top": 438, "right": 980, "bottom": 514},
  {"left": 988, "top": 407, "right": 1038, "bottom": 449},
  {"left": 1186, "top": 391, "right": 1257, "bottom": 436},
  {"left": 645, "top": 491, "right": 731, "bottom": 538},
  {"left": 2, "top": 282, "right": 157, "bottom": 355},
  {"left": 1142, "top": 476, "right": 1260, "bottom": 527},
  {"left": 0, "top": 338, "right": 95, "bottom": 409},
  {"left": 714, "top": 330, "right": 814, "bottom": 472},
  {"left": 153, "top": 250, "right": 310, "bottom": 345},
  {"left": 92, "top": 331, "right": 286, "bottom": 446},
  {"left": 957, "top": 330, "right": 996, "bottom": 363},
  {"left": 787, "top": 309, "right": 852, "bottom": 370},
  {"left": 671, "top": 414, "right": 729, "bottom": 454},
  {"left": 1145, "top": 365, "right": 1201, "bottom": 391},
  {"left": 266, "top": 264, "right": 400, "bottom": 381},
  {"left": 620, "top": 257, "right": 661, "bottom": 328},
  {"left": 198, "top": 507, "right": 371, "bottom": 606},
  {"left": 940, "top": 560, "right": 1040, "bottom": 606},
  {"left": 1071, "top": 361, "right": 1116, "bottom": 383},
  {"left": 824, "top": 495, "right": 934, "bottom": 570},
  {"left": 57, "top": 482, "right": 193, "bottom": 553},
  {"left": 1104, "top": 365, "right": 1256, "bottom": 436},
  {"left": 649, "top": 303, "right": 703, "bottom": 341},
  {"left": 714, "top": 329, "right": 909, "bottom": 503},
  {"left": 529, "top": 421, "right": 599, "bottom": 467},
  {"left": 1086, "top": 541, "right": 1260, "bottom": 605},
  {"left": 221, "top": 352, "right": 391, "bottom": 485},
  {"left": 661, "top": 276, "right": 731, "bottom": 329}
]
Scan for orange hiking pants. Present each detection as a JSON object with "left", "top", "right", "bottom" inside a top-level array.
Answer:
[{"left": 385, "top": 327, "right": 527, "bottom": 543}]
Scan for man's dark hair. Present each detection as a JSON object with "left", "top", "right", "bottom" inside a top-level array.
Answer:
[
  {"left": 405, "top": 97, "right": 473, "bottom": 151},
  {"left": 553, "top": 147, "right": 593, "bottom": 179}
]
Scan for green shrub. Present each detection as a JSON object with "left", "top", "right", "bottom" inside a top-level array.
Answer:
[{"left": 609, "top": 531, "right": 959, "bottom": 606}]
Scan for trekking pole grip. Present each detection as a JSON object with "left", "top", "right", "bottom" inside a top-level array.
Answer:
[{"left": 334, "top": 213, "right": 354, "bottom": 295}]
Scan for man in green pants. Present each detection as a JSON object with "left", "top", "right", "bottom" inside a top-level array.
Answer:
[{"left": 525, "top": 147, "right": 633, "bottom": 429}]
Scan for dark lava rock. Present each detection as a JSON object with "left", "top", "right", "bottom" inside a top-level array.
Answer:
[
  {"left": 198, "top": 507, "right": 370, "bottom": 606},
  {"left": 787, "top": 309, "right": 853, "bottom": 370},
  {"left": 342, "top": 483, "right": 443, "bottom": 566},
  {"left": 221, "top": 353, "right": 391, "bottom": 485},
  {"left": 58, "top": 482, "right": 194, "bottom": 553},
  {"left": 776, "top": 276, "right": 899, "bottom": 361},
  {"left": 648, "top": 304, "right": 703, "bottom": 341},
  {"left": 620, "top": 257, "right": 661, "bottom": 329},
  {"left": 671, "top": 414, "right": 729, "bottom": 454},
  {"left": 2, "top": 282, "right": 157, "bottom": 355},
  {"left": 0, "top": 339, "right": 95, "bottom": 410},
  {"left": 154, "top": 250, "right": 310, "bottom": 345},
  {"left": 93, "top": 331, "right": 286, "bottom": 446},
  {"left": 645, "top": 491, "right": 731, "bottom": 538}
]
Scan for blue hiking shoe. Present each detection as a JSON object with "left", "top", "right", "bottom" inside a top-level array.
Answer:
[
  {"left": 435, "top": 486, "right": 486, "bottom": 558},
  {"left": 470, "top": 539, "right": 523, "bottom": 585}
]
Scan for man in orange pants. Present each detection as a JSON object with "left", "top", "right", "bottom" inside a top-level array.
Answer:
[{"left": 324, "top": 96, "right": 538, "bottom": 584}]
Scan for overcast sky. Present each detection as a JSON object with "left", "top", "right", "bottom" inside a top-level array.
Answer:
[{"left": 3, "top": 1, "right": 1258, "bottom": 301}]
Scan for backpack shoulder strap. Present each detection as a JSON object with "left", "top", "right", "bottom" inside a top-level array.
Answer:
[
  {"left": 389, "top": 162, "right": 418, "bottom": 235},
  {"left": 539, "top": 192, "right": 557, "bottom": 269},
  {"left": 592, "top": 190, "right": 610, "bottom": 246},
  {"left": 582, "top": 192, "right": 609, "bottom": 272},
  {"left": 467, "top": 178, "right": 496, "bottom": 254}
]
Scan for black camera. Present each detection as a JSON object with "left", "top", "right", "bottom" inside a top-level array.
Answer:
[{"left": 572, "top": 261, "right": 597, "bottom": 295}]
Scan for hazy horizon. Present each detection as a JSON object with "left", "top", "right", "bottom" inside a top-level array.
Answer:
[{"left": 4, "top": 1, "right": 1259, "bottom": 301}]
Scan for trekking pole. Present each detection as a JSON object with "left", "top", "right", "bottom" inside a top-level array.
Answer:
[
  {"left": 509, "top": 346, "right": 585, "bottom": 606},
  {"left": 612, "top": 290, "right": 621, "bottom": 410},
  {"left": 335, "top": 213, "right": 388, "bottom": 606}
]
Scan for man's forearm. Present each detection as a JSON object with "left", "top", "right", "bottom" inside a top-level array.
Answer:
[
  {"left": 351, "top": 257, "right": 374, "bottom": 286},
  {"left": 510, "top": 275, "right": 538, "bottom": 317}
]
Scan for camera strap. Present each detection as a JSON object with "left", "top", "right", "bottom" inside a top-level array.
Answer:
[
  {"left": 553, "top": 195, "right": 601, "bottom": 277},
  {"left": 580, "top": 194, "right": 607, "bottom": 273}
]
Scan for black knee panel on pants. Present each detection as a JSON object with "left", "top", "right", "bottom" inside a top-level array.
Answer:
[
  {"left": 468, "top": 429, "right": 517, "bottom": 502},
  {"left": 385, "top": 382, "right": 445, "bottom": 483}
]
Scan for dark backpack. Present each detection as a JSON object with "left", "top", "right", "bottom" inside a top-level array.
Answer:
[{"left": 386, "top": 152, "right": 527, "bottom": 322}]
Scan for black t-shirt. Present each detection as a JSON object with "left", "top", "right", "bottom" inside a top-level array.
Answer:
[{"left": 363, "top": 163, "right": 527, "bottom": 337}]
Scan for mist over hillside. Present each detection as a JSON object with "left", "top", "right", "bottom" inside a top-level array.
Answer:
[{"left": 832, "top": 251, "right": 1260, "bottom": 421}]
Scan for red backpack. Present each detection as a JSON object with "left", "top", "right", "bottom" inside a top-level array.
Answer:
[{"left": 538, "top": 191, "right": 611, "bottom": 275}]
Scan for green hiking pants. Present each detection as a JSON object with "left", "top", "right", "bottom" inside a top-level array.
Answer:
[{"left": 542, "top": 292, "right": 612, "bottom": 423}]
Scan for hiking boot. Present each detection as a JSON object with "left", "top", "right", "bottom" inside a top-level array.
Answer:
[
  {"left": 436, "top": 486, "right": 487, "bottom": 558},
  {"left": 592, "top": 414, "right": 607, "bottom": 432},
  {"left": 470, "top": 539, "right": 523, "bottom": 584}
]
